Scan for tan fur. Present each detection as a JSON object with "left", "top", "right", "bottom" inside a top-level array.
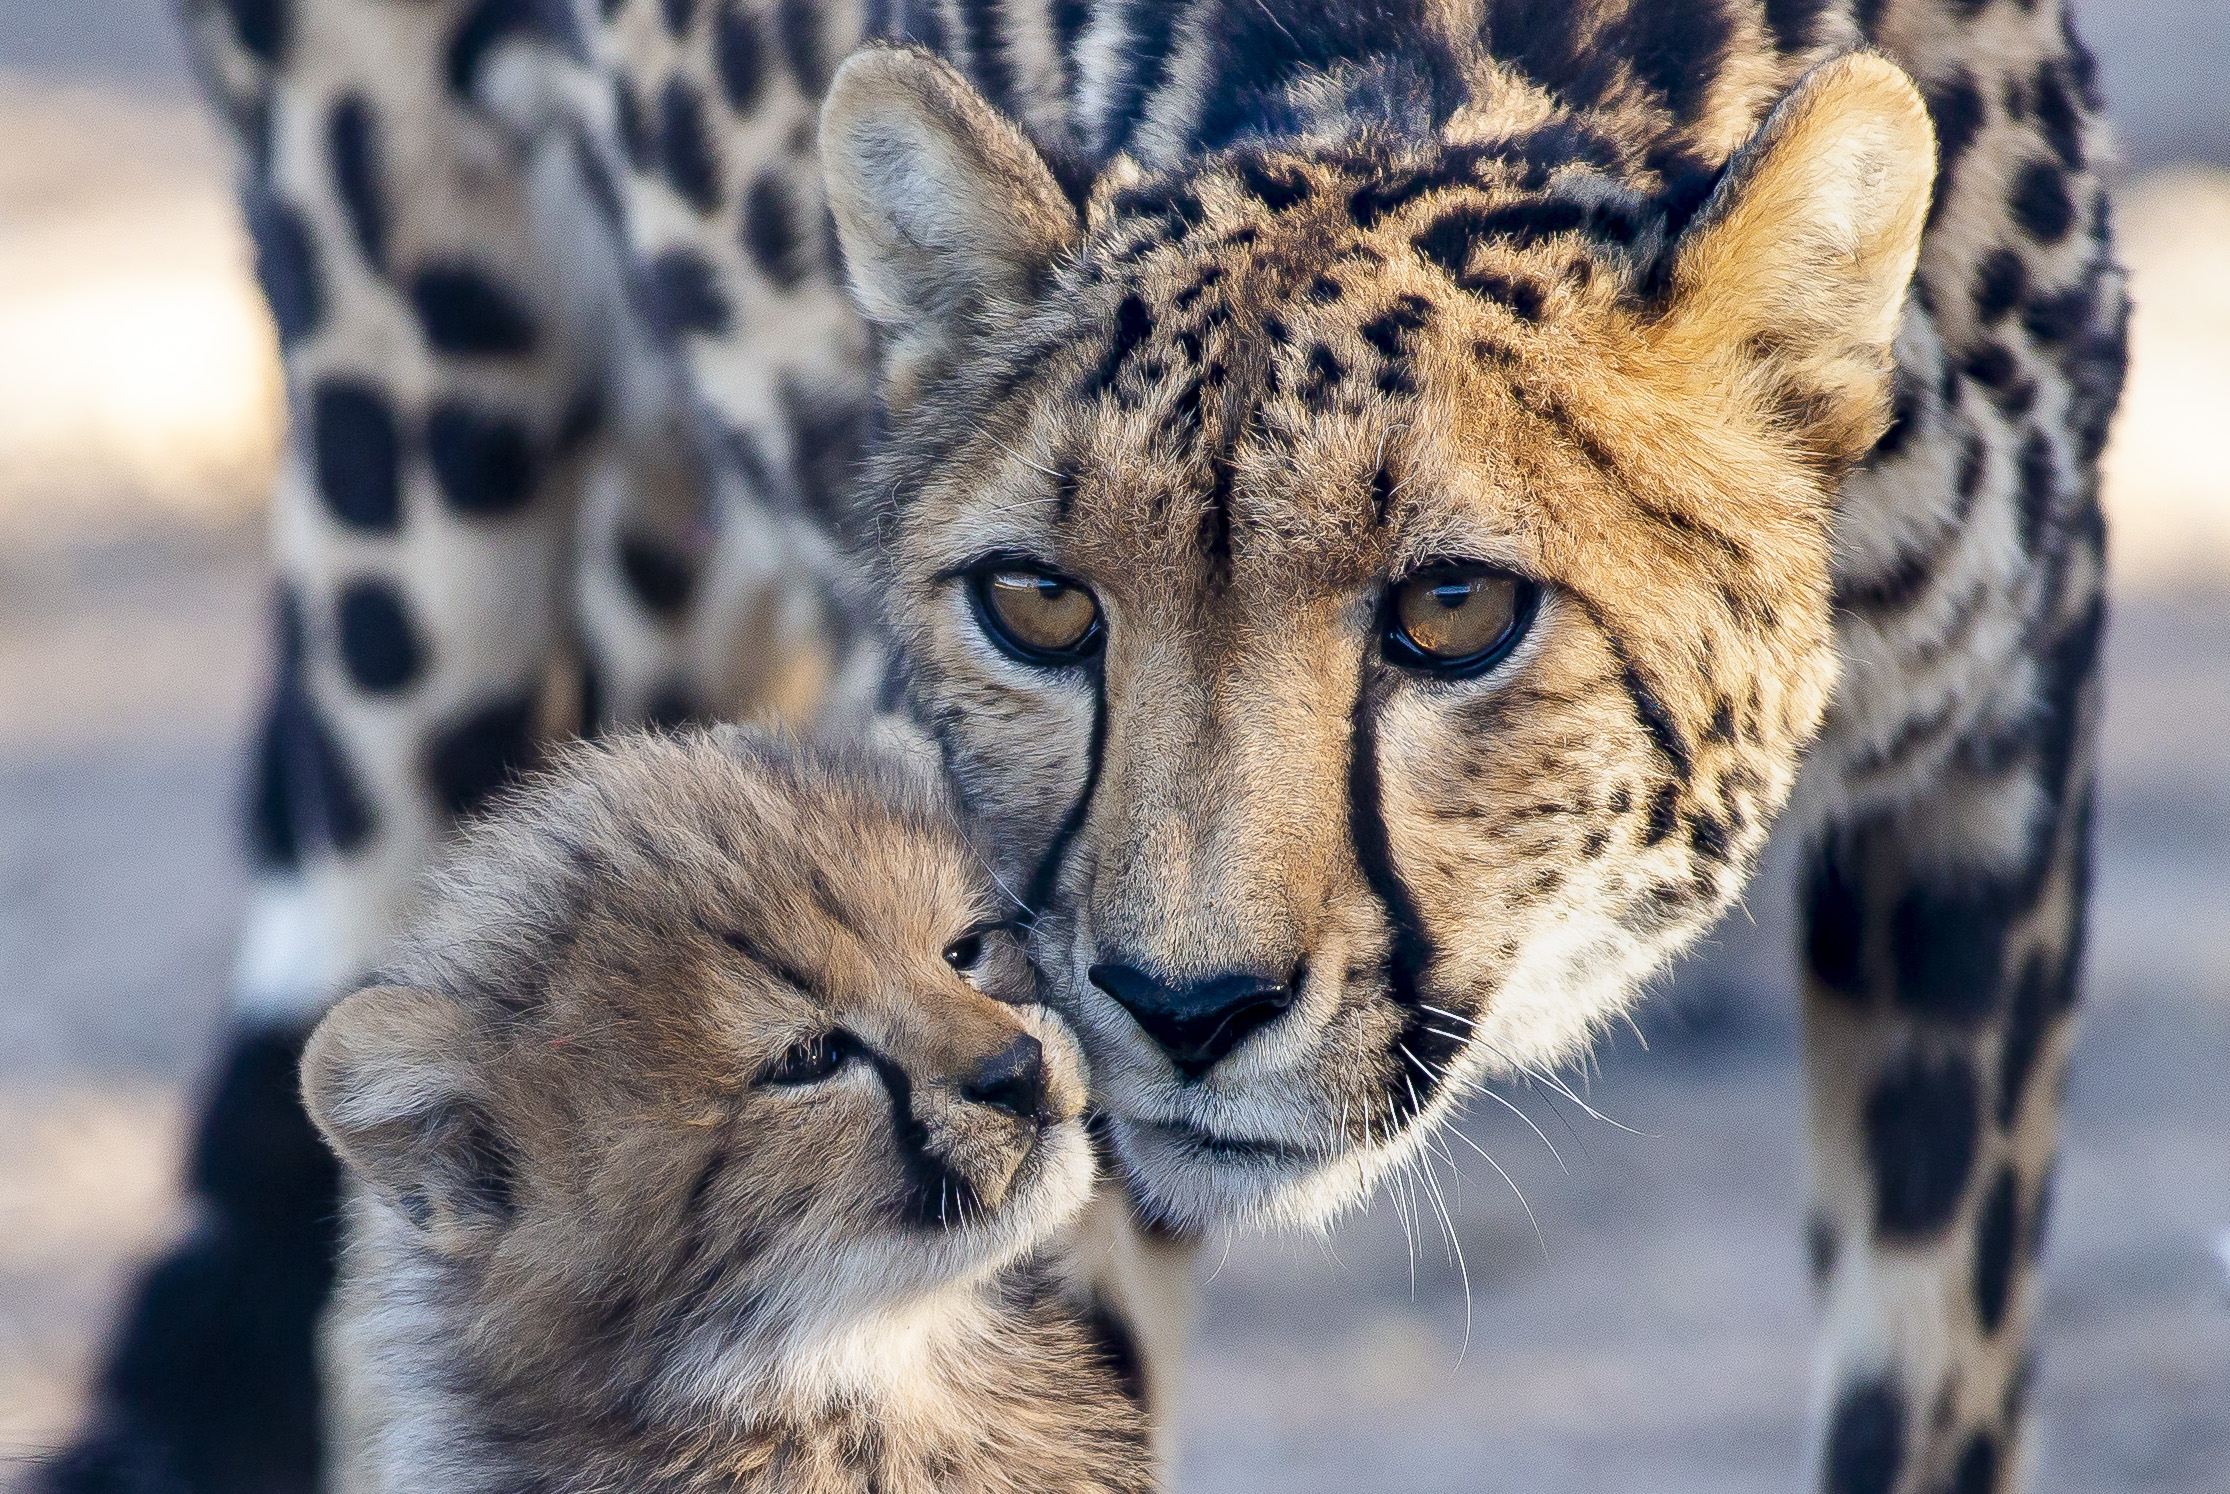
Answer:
[
  {"left": 829, "top": 44, "right": 1931, "bottom": 1233},
  {"left": 159, "top": 2, "right": 2128, "bottom": 1490},
  {"left": 304, "top": 729, "right": 1151, "bottom": 1493}
]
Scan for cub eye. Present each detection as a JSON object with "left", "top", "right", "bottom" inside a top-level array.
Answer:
[
  {"left": 762, "top": 1031, "right": 856, "bottom": 1087},
  {"left": 1384, "top": 564, "right": 1538, "bottom": 676},
  {"left": 943, "top": 934, "right": 983, "bottom": 971},
  {"left": 970, "top": 565, "right": 1102, "bottom": 664}
]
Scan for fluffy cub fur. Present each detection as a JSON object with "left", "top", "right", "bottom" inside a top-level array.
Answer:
[{"left": 302, "top": 727, "right": 1152, "bottom": 1494}]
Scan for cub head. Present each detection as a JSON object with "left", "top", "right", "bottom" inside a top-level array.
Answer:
[
  {"left": 822, "top": 48, "right": 1933, "bottom": 1230},
  {"left": 302, "top": 727, "right": 1091, "bottom": 1404}
]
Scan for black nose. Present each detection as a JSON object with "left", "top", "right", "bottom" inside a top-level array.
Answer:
[
  {"left": 1088, "top": 962, "right": 1295, "bottom": 1078},
  {"left": 962, "top": 1035, "right": 1046, "bottom": 1123}
]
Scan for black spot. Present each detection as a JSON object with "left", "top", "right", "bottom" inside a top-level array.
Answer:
[
  {"left": 1824, "top": 1375, "right": 1906, "bottom": 1494},
  {"left": 335, "top": 578, "right": 426, "bottom": 694},
  {"left": 715, "top": 0, "right": 766, "bottom": 112},
  {"left": 2016, "top": 427, "right": 2060, "bottom": 551},
  {"left": 426, "top": 403, "right": 536, "bottom": 517},
  {"left": 1306, "top": 274, "right": 1343, "bottom": 304},
  {"left": 1687, "top": 811, "right": 1732, "bottom": 863},
  {"left": 1359, "top": 295, "right": 1432, "bottom": 361},
  {"left": 411, "top": 266, "right": 539, "bottom": 356},
  {"left": 643, "top": 684, "right": 701, "bottom": 731},
  {"left": 1956, "top": 431, "right": 1988, "bottom": 501},
  {"left": 640, "top": 248, "right": 733, "bottom": 338},
  {"left": 1950, "top": 1431, "right": 2001, "bottom": 1494},
  {"left": 1762, "top": 0, "right": 1834, "bottom": 50},
  {"left": 244, "top": 188, "right": 321, "bottom": 346},
  {"left": 2021, "top": 278, "right": 2097, "bottom": 353},
  {"left": 658, "top": 75, "right": 722, "bottom": 213},
  {"left": 325, "top": 95, "right": 386, "bottom": 271},
  {"left": 1641, "top": 783, "right": 1680, "bottom": 846},
  {"left": 1974, "top": 1167, "right": 2020, "bottom": 1336},
  {"left": 248, "top": 588, "right": 378, "bottom": 868},
  {"left": 615, "top": 74, "right": 655, "bottom": 170},
  {"left": 1963, "top": 340, "right": 2019, "bottom": 393},
  {"left": 1923, "top": 69, "right": 1986, "bottom": 227},
  {"left": 1464, "top": 267, "right": 1547, "bottom": 321},
  {"left": 780, "top": 376, "right": 871, "bottom": 530},
  {"left": 1972, "top": 248, "right": 2027, "bottom": 327},
  {"left": 1806, "top": 1210, "right": 1838, "bottom": 1286},
  {"left": 776, "top": 0, "right": 827, "bottom": 95},
  {"left": 1865, "top": 1051, "right": 1982, "bottom": 1240},
  {"left": 956, "top": 0, "right": 1018, "bottom": 115},
  {"left": 311, "top": 381, "right": 401, "bottom": 533},
  {"left": 446, "top": 0, "right": 575, "bottom": 99},
  {"left": 618, "top": 534, "right": 698, "bottom": 617},
  {"left": 2010, "top": 161, "right": 2076, "bottom": 245},
  {"left": 1890, "top": 876, "right": 2018, "bottom": 1027},
  {"left": 663, "top": 0, "right": 696, "bottom": 37},
  {"left": 424, "top": 696, "right": 538, "bottom": 819},
  {"left": 1618, "top": 0, "right": 1735, "bottom": 120},
  {"left": 2034, "top": 61, "right": 2086, "bottom": 172},
  {"left": 1236, "top": 156, "right": 1310, "bottom": 211},
  {"left": 1872, "top": 367, "right": 1924, "bottom": 462},
  {"left": 1997, "top": 952, "right": 2056, "bottom": 1129},
  {"left": 1080, "top": 1297, "right": 1147, "bottom": 1406},
  {"left": 1087, "top": 294, "right": 1153, "bottom": 397},
  {"left": 1303, "top": 342, "right": 1345, "bottom": 399},
  {"left": 224, "top": 0, "right": 288, "bottom": 62},
  {"left": 742, "top": 170, "right": 804, "bottom": 288}
]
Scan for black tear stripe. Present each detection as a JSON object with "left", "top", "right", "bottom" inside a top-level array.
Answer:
[
  {"left": 1347, "top": 675, "right": 1463, "bottom": 1128},
  {"left": 865, "top": 1050, "right": 980, "bottom": 1228},
  {"left": 1023, "top": 675, "right": 1108, "bottom": 917}
]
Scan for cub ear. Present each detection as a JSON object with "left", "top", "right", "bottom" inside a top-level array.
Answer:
[
  {"left": 1651, "top": 52, "right": 1936, "bottom": 477},
  {"left": 820, "top": 46, "right": 1079, "bottom": 407},
  {"left": 301, "top": 985, "right": 517, "bottom": 1252}
]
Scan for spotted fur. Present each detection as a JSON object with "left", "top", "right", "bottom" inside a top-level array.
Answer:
[
  {"left": 42, "top": 1, "right": 2123, "bottom": 1493},
  {"left": 304, "top": 729, "right": 1151, "bottom": 1493}
]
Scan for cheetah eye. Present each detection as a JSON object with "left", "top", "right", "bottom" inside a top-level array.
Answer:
[
  {"left": 1382, "top": 563, "right": 1538, "bottom": 678},
  {"left": 943, "top": 934, "right": 983, "bottom": 971},
  {"left": 761, "top": 1031, "right": 858, "bottom": 1087},
  {"left": 968, "top": 562, "right": 1103, "bottom": 665}
]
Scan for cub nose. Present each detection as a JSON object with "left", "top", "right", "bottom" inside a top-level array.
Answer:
[
  {"left": 1088, "top": 962, "right": 1294, "bottom": 1078},
  {"left": 961, "top": 1034, "right": 1047, "bottom": 1124}
]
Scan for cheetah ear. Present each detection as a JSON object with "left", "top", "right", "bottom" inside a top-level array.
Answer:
[
  {"left": 302, "top": 985, "right": 516, "bottom": 1254},
  {"left": 821, "top": 46, "right": 1079, "bottom": 409},
  {"left": 1651, "top": 52, "right": 1936, "bottom": 476}
]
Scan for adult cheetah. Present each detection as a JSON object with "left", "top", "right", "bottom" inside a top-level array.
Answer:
[{"left": 43, "top": 1, "right": 2124, "bottom": 1492}]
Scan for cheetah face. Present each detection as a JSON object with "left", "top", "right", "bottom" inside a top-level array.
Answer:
[
  {"left": 302, "top": 729, "right": 1094, "bottom": 1385},
  {"left": 826, "top": 50, "right": 1933, "bottom": 1230}
]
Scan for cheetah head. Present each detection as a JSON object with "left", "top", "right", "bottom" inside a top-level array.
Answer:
[
  {"left": 301, "top": 728, "right": 1093, "bottom": 1406},
  {"left": 823, "top": 48, "right": 1934, "bottom": 1231}
]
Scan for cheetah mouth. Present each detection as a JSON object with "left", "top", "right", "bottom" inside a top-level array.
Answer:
[{"left": 1128, "top": 1118, "right": 1324, "bottom": 1167}]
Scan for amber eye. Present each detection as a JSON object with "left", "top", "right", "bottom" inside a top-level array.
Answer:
[
  {"left": 1383, "top": 564, "right": 1538, "bottom": 676},
  {"left": 970, "top": 565, "right": 1103, "bottom": 664}
]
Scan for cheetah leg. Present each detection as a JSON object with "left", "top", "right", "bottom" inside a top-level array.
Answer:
[
  {"left": 1797, "top": 595, "right": 2101, "bottom": 1494},
  {"left": 38, "top": 5, "right": 608, "bottom": 1488}
]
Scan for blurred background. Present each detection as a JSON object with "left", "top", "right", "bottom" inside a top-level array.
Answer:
[{"left": 0, "top": 3, "right": 2223, "bottom": 1490}]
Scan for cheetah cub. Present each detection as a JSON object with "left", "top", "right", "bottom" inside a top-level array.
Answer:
[{"left": 302, "top": 728, "right": 1152, "bottom": 1494}]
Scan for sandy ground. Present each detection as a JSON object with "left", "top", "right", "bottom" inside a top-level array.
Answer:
[{"left": 2, "top": 1, "right": 2227, "bottom": 1489}]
